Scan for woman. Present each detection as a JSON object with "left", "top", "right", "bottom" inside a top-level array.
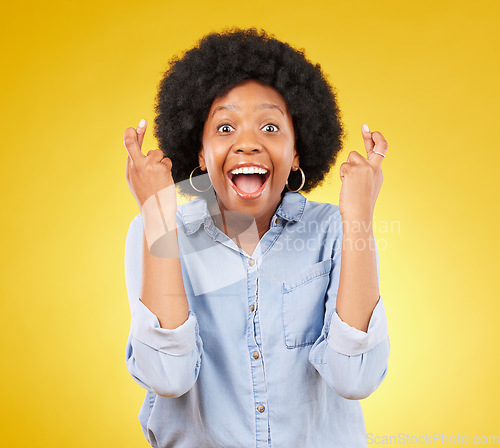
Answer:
[{"left": 124, "top": 28, "right": 390, "bottom": 447}]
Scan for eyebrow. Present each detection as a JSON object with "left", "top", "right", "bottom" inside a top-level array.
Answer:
[{"left": 211, "top": 103, "right": 285, "bottom": 118}]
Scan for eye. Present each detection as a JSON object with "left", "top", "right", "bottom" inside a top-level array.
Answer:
[
  {"left": 262, "top": 124, "right": 279, "bottom": 133},
  {"left": 217, "top": 124, "right": 235, "bottom": 133}
]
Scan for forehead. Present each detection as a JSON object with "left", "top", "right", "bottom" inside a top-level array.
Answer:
[{"left": 208, "top": 80, "right": 289, "bottom": 115}]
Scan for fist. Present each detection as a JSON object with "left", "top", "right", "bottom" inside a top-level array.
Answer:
[{"left": 338, "top": 124, "right": 388, "bottom": 221}]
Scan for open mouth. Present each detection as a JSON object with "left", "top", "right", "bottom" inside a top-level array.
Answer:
[{"left": 227, "top": 166, "right": 271, "bottom": 199}]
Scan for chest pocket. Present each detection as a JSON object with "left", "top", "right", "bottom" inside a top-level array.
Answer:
[{"left": 281, "top": 258, "right": 332, "bottom": 348}]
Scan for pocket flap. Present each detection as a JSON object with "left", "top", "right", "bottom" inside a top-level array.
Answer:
[{"left": 282, "top": 258, "right": 332, "bottom": 293}]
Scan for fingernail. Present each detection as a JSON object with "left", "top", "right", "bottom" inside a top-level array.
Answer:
[
  {"left": 138, "top": 119, "right": 146, "bottom": 128},
  {"left": 362, "top": 124, "right": 370, "bottom": 133}
]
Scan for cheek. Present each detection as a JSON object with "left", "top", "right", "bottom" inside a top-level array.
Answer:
[
  {"left": 202, "top": 148, "right": 227, "bottom": 183},
  {"left": 273, "top": 140, "right": 295, "bottom": 166},
  {"left": 206, "top": 150, "right": 224, "bottom": 170}
]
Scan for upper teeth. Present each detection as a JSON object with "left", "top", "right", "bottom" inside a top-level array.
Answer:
[{"left": 230, "top": 166, "right": 268, "bottom": 175}]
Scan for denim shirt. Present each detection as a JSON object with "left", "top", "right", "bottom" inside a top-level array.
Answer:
[{"left": 124, "top": 190, "right": 390, "bottom": 448}]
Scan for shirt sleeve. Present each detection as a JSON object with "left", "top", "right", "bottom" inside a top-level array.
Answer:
[
  {"left": 308, "top": 209, "right": 390, "bottom": 400},
  {"left": 124, "top": 213, "right": 203, "bottom": 398}
]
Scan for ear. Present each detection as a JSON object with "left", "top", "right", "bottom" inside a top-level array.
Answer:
[
  {"left": 198, "top": 147, "right": 206, "bottom": 171},
  {"left": 292, "top": 146, "right": 300, "bottom": 170}
]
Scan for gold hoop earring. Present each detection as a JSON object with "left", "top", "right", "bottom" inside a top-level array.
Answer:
[
  {"left": 189, "top": 166, "right": 213, "bottom": 192},
  {"left": 286, "top": 167, "right": 305, "bottom": 192}
]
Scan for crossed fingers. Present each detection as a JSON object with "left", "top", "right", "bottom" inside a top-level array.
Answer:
[{"left": 361, "top": 124, "right": 388, "bottom": 166}]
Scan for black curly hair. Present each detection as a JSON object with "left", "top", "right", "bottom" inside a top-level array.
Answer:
[{"left": 154, "top": 27, "right": 344, "bottom": 197}]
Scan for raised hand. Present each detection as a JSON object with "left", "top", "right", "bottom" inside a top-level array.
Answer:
[
  {"left": 338, "top": 124, "right": 388, "bottom": 222},
  {"left": 124, "top": 120, "right": 188, "bottom": 329},
  {"left": 124, "top": 119, "right": 175, "bottom": 211}
]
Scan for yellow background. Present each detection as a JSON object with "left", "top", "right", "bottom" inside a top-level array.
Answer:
[{"left": 1, "top": 0, "right": 499, "bottom": 446}]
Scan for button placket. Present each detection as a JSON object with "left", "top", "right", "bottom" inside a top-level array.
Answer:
[{"left": 245, "top": 263, "right": 268, "bottom": 446}]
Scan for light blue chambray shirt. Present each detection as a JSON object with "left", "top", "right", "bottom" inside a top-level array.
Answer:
[{"left": 124, "top": 190, "right": 390, "bottom": 448}]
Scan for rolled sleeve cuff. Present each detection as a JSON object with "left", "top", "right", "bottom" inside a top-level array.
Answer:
[
  {"left": 327, "top": 296, "right": 388, "bottom": 356},
  {"left": 131, "top": 299, "right": 198, "bottom": 356}
]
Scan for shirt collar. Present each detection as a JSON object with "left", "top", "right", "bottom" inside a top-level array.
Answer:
[
  {"left": 180, "top": 191, "right": 307, "bottom": 236},
  {"left": 275, "top": 191, "right": 307, "bottom": 222}
]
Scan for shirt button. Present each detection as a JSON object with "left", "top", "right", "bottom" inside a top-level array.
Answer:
[
  {"left": 252, "top": 351, "right": 260, "bottom": 359},
  {"left": 250, "top": 304, "right": 255, "bottom": 312},
  {"left": 248, "top": 258, "right": 255, "bottom": 266},
  {"left": 257, "top": 405, "right": 265, "bottom": 413},
  {"left": 275, "top": 217, "right": 281, "bottom": 225}
]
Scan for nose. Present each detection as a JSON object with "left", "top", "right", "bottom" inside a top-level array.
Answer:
[{"left": 232, "top": 129, "right": 263, "bottom": 154}]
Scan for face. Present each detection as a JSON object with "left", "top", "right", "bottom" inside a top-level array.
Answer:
[{"left": 199, "top": 80, "right": 299, "bottom": 220}]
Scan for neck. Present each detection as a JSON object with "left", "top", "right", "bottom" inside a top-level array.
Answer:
[{"left": 209, "top": 192, "right": 286, "bottom": 241}]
